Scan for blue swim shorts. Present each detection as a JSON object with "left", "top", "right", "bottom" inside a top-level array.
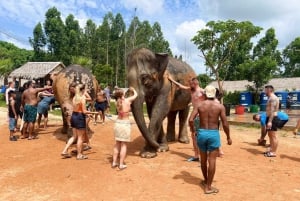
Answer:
[
  {"left": 9, "top": 118, "right": 16, "bottom": 131},
  {"left": 197, "top": 129, "right": 221, "bottom": 152}
]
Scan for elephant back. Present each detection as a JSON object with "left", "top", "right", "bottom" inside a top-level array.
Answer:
[{"left": 53, "top": 64, "right": 98, "bottom": 105}]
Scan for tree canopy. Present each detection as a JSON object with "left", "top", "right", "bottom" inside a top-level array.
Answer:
[{"left": 29, "top": 7, "right": 172, "bottom": 87}]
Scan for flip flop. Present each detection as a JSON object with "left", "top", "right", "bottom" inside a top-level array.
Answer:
[
  {"left": 111, "top": 163, "right": 119, "bottom": 168},
  {"left": 76, "top": 155, "right": 88, "bottom": 160},
  {"left": 205, "top": 187, "right": 219, "bottom": 194},
  {"left": 61, "top": 153, "right": 71, "bottom": 158},
  {"left": 264, "top": 152, "right": 276, "bottom": 157},
  {"left": 187, "top": 157, "right": 199, "bottom": 162},
  {"left": 118, "top": 164, "right": 127, "bottom": 170}
]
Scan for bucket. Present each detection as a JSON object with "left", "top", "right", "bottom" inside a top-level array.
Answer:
[
  {"left": 250, "top": 105, "right": 259, "bottom": 113},
  {"left": 260, "top": 104, "right": 267, "bottom": 111},
  {"left": 235, "top": 105, "right": 244, "bottom": 115}
]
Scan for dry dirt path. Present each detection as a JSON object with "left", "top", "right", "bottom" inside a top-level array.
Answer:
[{"left": 0, "top": 108, "right": 300, "bottom": 201}]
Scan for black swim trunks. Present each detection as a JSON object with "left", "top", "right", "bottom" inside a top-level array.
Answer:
[
  {"left": 71, "top": 112, "right": 86, "bottom": 130},
  {"left": 266, "top": 116, "right": 288, "bottom": 131}
]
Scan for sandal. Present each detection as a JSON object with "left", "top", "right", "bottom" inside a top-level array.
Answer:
[
  {"left": 118, "top": 164, "right": 127, "bottom": 170},
  {"left": 264, "top": 152, "right": 276, "bottom": 157},
  {"left": 77, "top": 155, "right": 88, "bottom": 160},
  {"left": 187, "top": 157, "right": 199, "bottom": 162},
  {"left": 61, "top": 153, "right": 71, "bottom": 158},
  {"left": 111, "top": 162, "right": 119, "bottom": 168}
]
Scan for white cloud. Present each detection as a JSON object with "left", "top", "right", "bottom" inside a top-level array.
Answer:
[{"left": 120, "top": 0, "right": 164, "bottom": 16}]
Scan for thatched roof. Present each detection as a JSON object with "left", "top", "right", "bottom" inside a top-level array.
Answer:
[
  {"left": 9, "top": 62, "right": 65, "bottom": 79},
  {"left": 209, "top": 77, "right": 300, "bottom": 92}
]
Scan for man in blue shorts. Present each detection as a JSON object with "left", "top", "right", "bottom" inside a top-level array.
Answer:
[
  {"left": 189, "top": 85, "right": 232, "bottom": 194},
  {"left": 253, "top": 111, "right": 289, "bottom": 146}
]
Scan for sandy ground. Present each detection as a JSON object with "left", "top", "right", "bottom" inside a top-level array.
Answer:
[{"left": 1, "top": 108, "right": 300, "bottom": 201}]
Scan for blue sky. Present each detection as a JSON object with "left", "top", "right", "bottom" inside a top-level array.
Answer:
[{"left": 1, "top": 0, "right": 300, "bottom": 74}]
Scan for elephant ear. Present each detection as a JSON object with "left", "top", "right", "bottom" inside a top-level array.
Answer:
[{"left": 155, "top": 53, "right": 169, "bottom": 77}]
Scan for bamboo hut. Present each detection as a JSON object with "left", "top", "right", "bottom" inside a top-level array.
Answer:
[{"left": 9, "top": 62, "right": 65, "bottom": 88}]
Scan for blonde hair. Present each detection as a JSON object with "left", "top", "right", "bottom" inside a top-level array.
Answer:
[{"left": 73, "top": 84, "right": 85, "bottom": 104}]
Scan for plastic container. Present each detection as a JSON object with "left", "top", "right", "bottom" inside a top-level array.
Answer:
[
  {"left": 235, "top": 105, "right": 245, "bottom": 115},
  {"left": 260, "top": 92, "right": 268, "bottom": 105},
  {"left": 275, "top": 91, "right": 288, "bottom": 109},
  {"left": 239, "top": 92, "right": 253, "bottom": 107},
  {"left": 260, "top": 104, "right": 267, "bottom": 111},
  {"left": 250, "top": 105, "right": 259, "bottom": 113}
]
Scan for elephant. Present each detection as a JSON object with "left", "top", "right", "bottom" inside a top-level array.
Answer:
[
  {"left": 52, "top": 64, "right": 98, "bottom": 134},
  {"left": 127, "top": 48, "right": 196, "bottom": 158}
]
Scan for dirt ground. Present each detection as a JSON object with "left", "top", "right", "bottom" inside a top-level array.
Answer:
[{"left": 1, "top": 108, "right": 300, "bottom": 201}]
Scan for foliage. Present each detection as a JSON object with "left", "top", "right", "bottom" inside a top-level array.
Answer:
[
  {"left": 0, "top": 41, "right": 33, "bottom": 78},
  {"left": 223, "top": 91, "right": 240, "bottom": 105},
  {"left": 197, "top": 74, "right": 211, "bottom": 87},
  {"left": 282, "top": 37, "right": 300, "bottom": 77},
  {"left": 27, "top": 7, "right": 172, "bottom": 88},
  {"left": 191, "top": 20, "right": 262, "bottom": 95},
  {"left": 242, "top": 28, "right": 280, "bottom": 103}
]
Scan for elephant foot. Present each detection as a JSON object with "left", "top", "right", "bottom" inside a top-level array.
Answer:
[
  {"left": 178, "top": 136, "right": 190, "bottom": 144},
  {"left": 166, "top": 135, "right": 176, "bottom": 142},
  {"left": 62, "top": 126, "right": 68, "bottom": 134},
  {"left": 140, "top": 148, "right": 157, "bottom": 158},
  {"left": 157, "top": 144, "right": 169, "bottom": 152}
]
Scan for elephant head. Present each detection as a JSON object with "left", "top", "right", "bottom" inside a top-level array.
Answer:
[{"left": 127, "top": 48, "right": 171, "bottom": 149}]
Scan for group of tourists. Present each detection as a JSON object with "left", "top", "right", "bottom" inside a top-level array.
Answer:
[
  {"left": 6, "top": 79, "right": 54, "bottom": 141},
  {"left": 5, "top": 76, "right": 300, "bottom": 194},
  {"left": 60, "top": 82, "right": 137, "bottom": 170}
]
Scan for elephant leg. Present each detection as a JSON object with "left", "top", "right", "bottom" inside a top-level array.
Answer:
[
  {"left": 157, "top": 126, "right": 169, "bottom": 152},
  {"left": 178, "top": 107, "right": 190, "bottom": 144},
  {"left": 61, "top": 112, "right": 69, "bottom": 134},
  {"left": 166, "top": 110, "right": 177, "bottom": 142},
  {"left": 140, "top": 142, "right": 158, "bottom": 158}
]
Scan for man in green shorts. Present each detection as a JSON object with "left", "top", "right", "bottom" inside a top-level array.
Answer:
[
  {"left": 21, "top": 80, "right": 52, "bottom": 140},
  {"left": 189, "top": 85, "right": 232, "bottom": 194}
]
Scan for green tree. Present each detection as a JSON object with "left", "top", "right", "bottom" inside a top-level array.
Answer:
[
  {"left": 243, "top": 28, "right": 280, "bottom": 103},
  {"left": 192, "top": 20, "right": 262, "bottom": 96},
  {"left": 65, "top": 14, "right": 81, "bottom": 64},
  {"left": 282, "top": 37, "right": 300, "bottom": 77},
  {"left": 44, "top": 7, "right": 67, "bottom": 62},
  {"left": 150, "top": 22, "right": 172, "bottom": 55},
  {"left": 29, "top": 22, "right": 46, "bottom": 61},
  {"left": 197, "top": 73, "right": 212, "bottom": 88}
]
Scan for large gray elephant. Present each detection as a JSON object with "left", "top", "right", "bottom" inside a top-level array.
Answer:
[
  {"left": 52, "top": 64, "right": 98, "bottom": 134},
  {"left": 127, "top": 48, "right": 196, "bottom": 158}
]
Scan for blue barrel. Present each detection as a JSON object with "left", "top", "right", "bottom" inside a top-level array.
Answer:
[
  {"left": 239, "top": 92, "right": 253, "bottom": 107},
  {"left": 275, "top": 91, "right": 288, "bottom": 109},
  {"left": 260, "top": 104, "right": 267, "bottom": 111},
  {"left": 260, "top": 92, "right": 268, "bottom": 104},
  {"left": 288, "top": 91, "right": 299, "bottom": 104}
]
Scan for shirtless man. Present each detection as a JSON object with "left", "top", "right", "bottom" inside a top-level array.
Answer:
[
  {"left": 168, "top": 76, "right": 205, "bottom": 162},
  {"left": 189, "top": 85, "right": 232, "bottom": 194},
  {"left": 21, "top": 80, "right": 52, "bottom": 139},
  {"left": 264, "top": 85, "right": 280, "bottom": 157},
  {"left": 94, "top": 87, "right": 108, "bottom": 124}
]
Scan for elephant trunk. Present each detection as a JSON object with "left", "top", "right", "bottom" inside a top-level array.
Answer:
[{"left": 131, "top": 96, "right": 160, "bottom": 149}]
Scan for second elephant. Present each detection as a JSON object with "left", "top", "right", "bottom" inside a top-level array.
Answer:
[{"left": 127, "top": 48, "right": 196, "bottom": 158}]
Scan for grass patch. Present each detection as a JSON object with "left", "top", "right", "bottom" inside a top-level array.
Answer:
[{"left": 0, "top": 94, "right": 6, "bottom": 107}]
